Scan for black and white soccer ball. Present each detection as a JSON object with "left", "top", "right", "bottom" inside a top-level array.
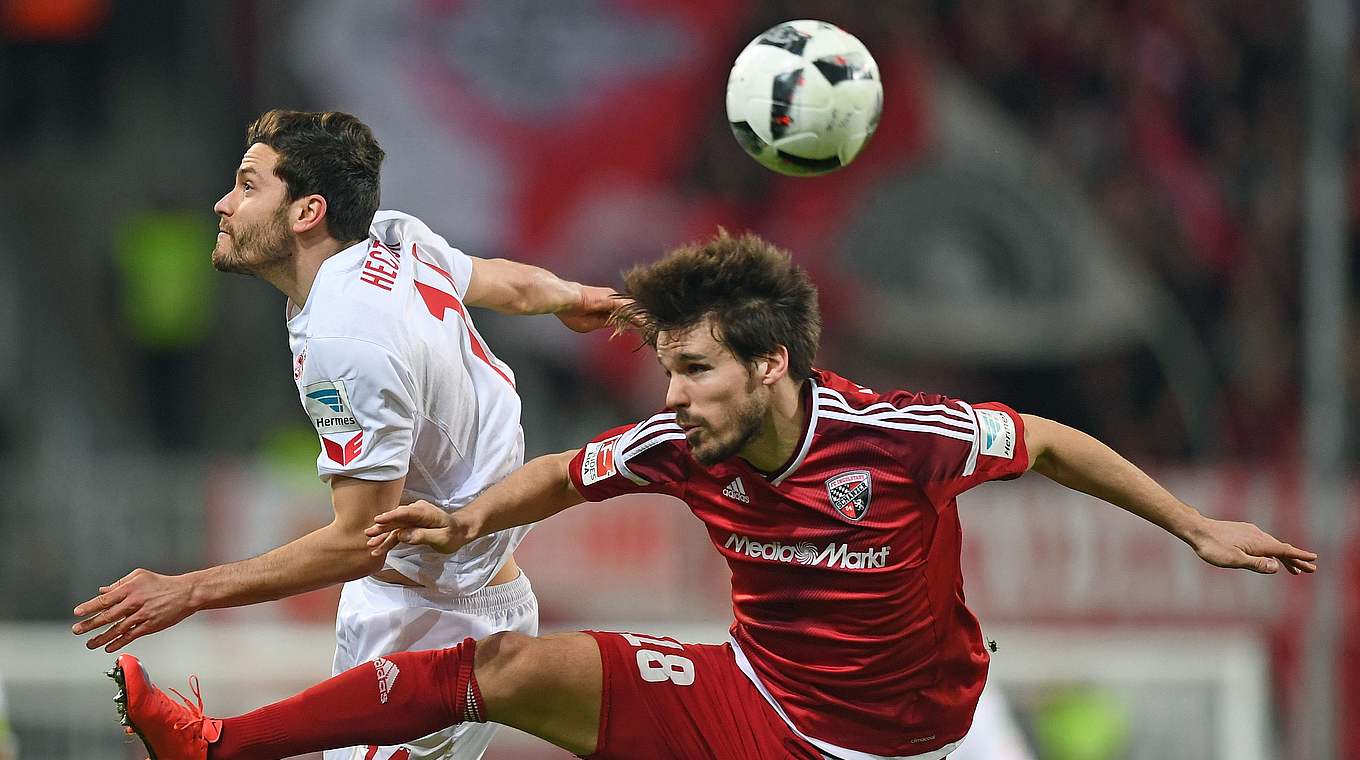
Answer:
[{"left": 726, "top": 20, "right": 883, "bottom": 177}]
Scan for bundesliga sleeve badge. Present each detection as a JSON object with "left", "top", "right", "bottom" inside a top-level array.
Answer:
[
  {"left": 303, "top": 380, "right": 365, "bottom": 465},
  {"left": 975, "top": 409, "right": 1016, "bottom": 459},
  {"left": 580, "top": 436, "right": 620, "bottom": 485},
  {"left": 826, "top": 470, "right": 872, "bottom": 521}
]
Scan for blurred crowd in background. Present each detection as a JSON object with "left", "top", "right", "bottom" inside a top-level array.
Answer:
[
  {"left": 943, "top": 0, "right": 1324, "bottom": 460},
  {"left": 0, "top": 0, "right": 1352, "bottom": 468},
  {"left": 0, "top": 1, "right": 1354, "bottom": 758}
]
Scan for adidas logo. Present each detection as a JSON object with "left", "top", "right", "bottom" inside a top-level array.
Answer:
[
  {"left": 723, "top": 477, "right": 750, "bottom": 504},
  {"left": 374, "top": 657, "right": 400, "bottom": 704}
]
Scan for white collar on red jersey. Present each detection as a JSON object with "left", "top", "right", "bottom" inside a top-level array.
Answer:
[{"left": 768, "top": 376, "right": 821, "bottom": 486}]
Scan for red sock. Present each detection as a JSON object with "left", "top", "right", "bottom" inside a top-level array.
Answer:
[{"left": 209, "top": 638, "right": 485, "bottom": 760}]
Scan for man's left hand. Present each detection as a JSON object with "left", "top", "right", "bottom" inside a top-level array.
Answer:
[
  {"left": 1189, "top": 519, "right": 1318, "bottom": 575},
  {"left": 72, "top": 568, "right": 197, "bottom": 652}
]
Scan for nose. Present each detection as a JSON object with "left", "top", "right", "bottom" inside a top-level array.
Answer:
[
  {"left": 213, "top": 191, "right": 232, "bottom": 217},
  {"left": 664, "top": 375, "right": 689, "bottom": 411}
]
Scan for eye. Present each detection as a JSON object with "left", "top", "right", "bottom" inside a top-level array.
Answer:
[
  {"left": 686, "top": 364, "right": 710, "bottom": 375},
  {"left": 242, "top": 181, "right": 253, "bottom": 192}
]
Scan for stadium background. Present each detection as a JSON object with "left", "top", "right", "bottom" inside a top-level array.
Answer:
[{"left": 0, "top": 0, "right": 1354, "bottom": 758}]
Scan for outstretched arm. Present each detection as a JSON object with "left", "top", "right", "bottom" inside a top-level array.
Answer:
[
  {"left": 367, "top": 449, "right": 584, "bottom": 555},
  {"left": 465, "top": 257, "right": 619, "bottom": 332},
  {"left": 1022, "top": 414, "right": 1318, "bottom": 575},
  {"left": 73, "top": 476, "right": 404, "bottom": 652}
]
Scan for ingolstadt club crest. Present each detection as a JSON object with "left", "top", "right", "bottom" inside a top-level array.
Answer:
[{"left": 826, "top": 470, "right": 872, "bottom": 521}]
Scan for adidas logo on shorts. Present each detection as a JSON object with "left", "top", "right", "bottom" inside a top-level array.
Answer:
[{"left": 723, "top": 477, "right": 750, "bottom": 504}]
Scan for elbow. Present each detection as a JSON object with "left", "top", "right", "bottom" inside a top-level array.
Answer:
[{"left": 1029, "top": 450, "right": 1060, "bottom": 480}]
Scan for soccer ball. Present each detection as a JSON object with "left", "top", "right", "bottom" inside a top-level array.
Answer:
[{"left": 726, "top": 20, "right": 883, "bottom": 176}]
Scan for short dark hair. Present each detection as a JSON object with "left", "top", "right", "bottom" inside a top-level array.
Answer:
[
  {"left": 245, "top": 110, "right": 384, "bottom": 243},
  {"left": 614, "top": 230, "right": 821, "bottom": 381}
]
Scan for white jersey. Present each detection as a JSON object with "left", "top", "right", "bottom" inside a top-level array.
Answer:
[{"left": 287, "top": 210, "right": 527, "bottom": 594}]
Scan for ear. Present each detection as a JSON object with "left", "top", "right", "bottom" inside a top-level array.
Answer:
[
  {"left": 756, "top": 346, "right": 790, "bottom": 387},
  {"left": 291, "top": 194, "right": 329, "bottom": 235}
]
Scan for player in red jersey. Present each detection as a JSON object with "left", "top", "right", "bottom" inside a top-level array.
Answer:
[{"left": 112, "top": 230, "right": 1316, "bottom": 760}]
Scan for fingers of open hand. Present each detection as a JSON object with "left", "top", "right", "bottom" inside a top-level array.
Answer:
[
  {"left": 72, "top": 595, "right": 136, "bottom": 636},
  {"left": 73, "top": 588, "right": 120, "bottom": 621},
  {"left": 1281, "top": 556, "right": 1317, "bottom": 574},
  {"left": 394, "top": 527, "right": 453, "bottom": 551},
  {"left": 72, "top": 583, "right": 134, "bottom": 629},
  {"left": 1249, "top": 533, "right": 1318, "bottom": 575},
  {"left": 93, "top": 570, "right": 135, "bottom": 596},
  {"left": 1251, "top": 556, "right": 1280, "bottom": 574},
  {"left": 368, "top": 530, "right": 400, "bottom": 557},
  {"left": 86, "top": 615, "right": 144, "bottom": 652},
  {"left": 93, "top": 618, "right": 152, "bottom": 653},
  {"left": 371, "top": 506, "right": 410, "bottom": 529},
  {"left": 373, "top": 502, "right": 444, "bottom": 529},
  {"left": 1270, "top": 540, "right": 1318, "bottom": 562}
]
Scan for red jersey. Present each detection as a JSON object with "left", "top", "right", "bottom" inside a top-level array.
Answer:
[{"left": 568, "top": 369, "right": 1030, "bottom": 757}]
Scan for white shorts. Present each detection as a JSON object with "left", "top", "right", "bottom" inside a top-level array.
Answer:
[{"left": 323, "top": 572, "right": 539, "bottom": 760}]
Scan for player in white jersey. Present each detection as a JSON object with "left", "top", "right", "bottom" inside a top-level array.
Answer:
[{"left": 72, "top": 110, "right": 619, "bottom": 760}]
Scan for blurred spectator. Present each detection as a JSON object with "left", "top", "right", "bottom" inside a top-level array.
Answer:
[
  {"left": 1032, "top": 686, "right": 1132, "bottom": 760},
  {"left": 0, "top": 669, "right": 15, "bottom": 760},
  {"left": 937, "top": 0, "right": 1313, "bottom": 461},
  {"left": 0, "top": 0, "right": 111, "bottom": 148},
  {"left": 113, "top": 205, "right": 217, "bottom": 448}
]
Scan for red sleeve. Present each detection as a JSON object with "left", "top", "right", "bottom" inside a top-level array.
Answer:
[
  {"left": 901, "top": 398, "right": 1029, "bottom": 507},
  {"left": 567, "top": 413, "right": 690, "bottom": 502}
]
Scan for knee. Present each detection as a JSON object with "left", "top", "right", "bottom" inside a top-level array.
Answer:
[{"left": 473, "top": 631, "right": 539, "bottom": 689}]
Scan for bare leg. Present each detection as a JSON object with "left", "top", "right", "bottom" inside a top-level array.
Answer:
[
  {"left": 161, "top": 632, "right": 605, "bottom": 759},
  {"left": 474, "top": 631, "right": 603, "bottom": 755}
]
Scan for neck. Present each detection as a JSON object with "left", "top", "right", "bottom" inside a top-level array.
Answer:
[
  {"left": 262, "top": 235, "right": 351, "bottom": 308},
  {"left": 739, "top": 378, "right": 806, "bottom": 473}
]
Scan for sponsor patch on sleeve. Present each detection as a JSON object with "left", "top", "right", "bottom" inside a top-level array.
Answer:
[
  {"left": 320, "top": 430, "right": 364, "bottom": 465},
  {"left": 580, "top": 436, "right": 620, "bottom": 485},
  {"left": 976, "top": 409, "right": 1016, "bottom": 459},
  {"left": 303, "top": 380, "right": 362, "bottom": 435}
]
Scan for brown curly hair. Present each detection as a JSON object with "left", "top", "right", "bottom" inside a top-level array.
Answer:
[
  {"left": 245, "top": 110, "right": 385, "bottom": 243},
  {"left": 613, "top": 230, "right": 821, "bottom": 381}
]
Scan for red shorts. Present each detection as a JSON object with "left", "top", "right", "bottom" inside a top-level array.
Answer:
[{"left": 582, "top": 630, "right": 822, "bottom": 760}]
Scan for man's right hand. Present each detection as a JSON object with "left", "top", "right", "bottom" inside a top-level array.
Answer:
[
  {"left": 366, "top": 500, "right": 466, "bottom": 555},
  {"left": 556, "top": 285, "right": 624, "bottom": 333}
]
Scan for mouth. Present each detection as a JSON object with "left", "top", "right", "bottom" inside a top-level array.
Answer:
[{"left": 679, "top": 423, "right": 704, "bottom": 443}]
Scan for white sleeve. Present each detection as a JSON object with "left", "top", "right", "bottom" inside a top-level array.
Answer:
[
  {"left": 297, "top": 336, "right": 416, "bottom": 482},
  {"left": 371, "top": 209, "right": 474, "bottom": 298}
]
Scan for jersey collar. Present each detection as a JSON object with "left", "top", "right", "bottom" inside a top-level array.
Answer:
[
  {"left": 762, "top": 375, "right": 820, "bottom": 486},
  {"left": 285, "top": 238, "right": 368, "bottom": 328}
]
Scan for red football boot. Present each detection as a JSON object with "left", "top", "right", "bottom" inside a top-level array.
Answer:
[{"left": 109, "top": 654, "right": 222, "bottom": 760}]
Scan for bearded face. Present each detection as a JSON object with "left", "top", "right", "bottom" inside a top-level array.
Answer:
[
  {"left": 212, "top": 197, "right": 293, "bottom": 274},
  {"left": 658, "top": 321, "right": 774, "bottom": 467},
  {"left": 681, "top": 370, "right": 768, "bottom": 466},
  {"left": 213, "top": 143, "right": 298, "bottom": 276}
]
